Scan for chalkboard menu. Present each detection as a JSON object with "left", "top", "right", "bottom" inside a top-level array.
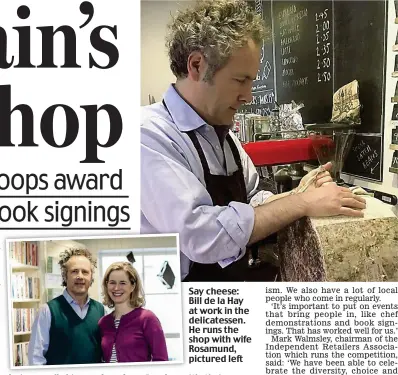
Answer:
[
  {"left": 243, "top": 0, "right": 276, "bottom": 116},
  {"left": 391, "top": 151, "right": 398, "bottom": 170},
  {"left": 243, "top": 0, "right": 387, "bottom": 182},
  {"left": 392, "top": 127, "right": 398, "bottom": 145},
  {"left": 333, "top": 1, "right": 387, "bottom": 134},
  {"left": 393, "top": 104, "right": 398, "bottom": 121},
  {"left": 343, "top": 135, "right": 382, "bottom": 181},
  {"left": 273, "top": 1, "right": 334, "bottom": 123}
]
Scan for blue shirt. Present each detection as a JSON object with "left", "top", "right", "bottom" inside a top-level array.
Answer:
[
  {"left": 141, "top": 85, "right": 264, "bottom": 280},
  {"left": 28, "top": 289, "right": 93, "bottom": 365}
]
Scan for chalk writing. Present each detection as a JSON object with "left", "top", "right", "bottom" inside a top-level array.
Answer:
[
  {"left": 315, "top": 8, "right": 332, "bottom": 84},
  {"left": 281, "top": 46, "right": 291, "bottom": 56},
  {"left": 249, "top": 92, "right": 275, "bottom": 106},
  {"left": 281, "top": 33, "right": 300, "bottom": 46},
  {"left": 392, "top": 131, "right": 398, "bottom": 144},
  {"left": 392, "top": 104, "right": 398, "bottom": 120},
  {"left": 362, "top": 149, "right": 379, "bottom": 170},
  {"left": 283, "top": 76, "right": 309, "bottom": 88},
  {"left": 282, "top": 56, "right": 299, "bottom": 66}
]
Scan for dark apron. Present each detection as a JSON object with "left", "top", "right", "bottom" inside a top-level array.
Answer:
[{"left": 162, "top": 100, "right": 279, "bottom": 282}]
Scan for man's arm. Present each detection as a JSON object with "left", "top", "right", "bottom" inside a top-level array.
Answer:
[
  {"left": 236, "top": 145, "right": 367, "bottom": 245},
  {"left": 141, "top": 120, "right": 253, "bottom": 264},
  {"left": 258, "top": 164, "right": 333, "bottom": 204},
  {"left": 28, "top": 304, "right": 51, "bottom": 365},
  {"left": 229, "top": 132, "right": 260, "bottom": 198},
  {"left": 142, "top": 121, "right": 365, "bottom": 258},
  {"left": 249, "top": 183, "right": 366, "bottom": 245}
]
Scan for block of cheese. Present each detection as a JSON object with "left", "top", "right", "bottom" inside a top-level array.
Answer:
[{"left": 277, "top": 196, "right": 398, "bottom": 281}]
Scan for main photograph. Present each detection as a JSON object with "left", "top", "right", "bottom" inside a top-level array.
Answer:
[{"left": 140, "top": 0, "right": 397, "bottom": 282}]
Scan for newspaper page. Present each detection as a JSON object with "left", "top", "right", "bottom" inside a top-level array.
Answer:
[{"left": 1, "top": 1, "right": 398, "bottom": 375}]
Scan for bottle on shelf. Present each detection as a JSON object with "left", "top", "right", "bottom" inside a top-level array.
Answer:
[{"left": 270, "top": 106, "right": 281, "bottom": 139}]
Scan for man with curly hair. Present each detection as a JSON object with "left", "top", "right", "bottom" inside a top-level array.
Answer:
[
  {"left": 141, "top": 0, "right": 366, "bottom": 282},
  {"left": 28, "top": 248, "right": 105, "bottom": 365}
]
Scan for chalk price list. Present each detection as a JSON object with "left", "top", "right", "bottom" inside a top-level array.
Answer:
[{"left": 315, "top": 8, "right": 332, "bottom": 84}]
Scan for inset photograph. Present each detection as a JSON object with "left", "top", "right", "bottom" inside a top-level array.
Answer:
[{"left": 7, "top": 234, "right": 182, "bottom": 368}]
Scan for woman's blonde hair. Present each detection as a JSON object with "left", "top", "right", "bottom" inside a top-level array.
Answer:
[{"left": 101, "top": 262, "right": 145, "bottom": 308}]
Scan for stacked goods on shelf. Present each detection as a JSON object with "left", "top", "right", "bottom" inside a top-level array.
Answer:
[
  {"left": 11, "top": 273, "right": 40, "bottom": 300},
  {"left": 9, "top": 242, "right": 38, "bottom": 267},
  {"left": 9, "top": 240, "right": 41, "bottom": 367},
  {"left": 13, "top": 342, "right": 29, "bottom": 367},
  {"left": 13, "top": 308, "right": 38, "bottom": 333}
]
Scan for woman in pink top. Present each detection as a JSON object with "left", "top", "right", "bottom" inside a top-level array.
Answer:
[{"left": 98, "top": 262, "right": 168, "bottom": 362}]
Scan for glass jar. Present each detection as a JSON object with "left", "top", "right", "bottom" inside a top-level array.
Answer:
[{"left": 270, "top": 108, "right": 281, "bottom": 138}]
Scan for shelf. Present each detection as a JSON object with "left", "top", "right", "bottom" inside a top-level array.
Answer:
[
  {"left": 389, "top": 167, "right": 398, "bottom": 174},
  {"left": 14, "top": 332, "right": 31, "bottom": 336},
  {"left": 396, "top": 17, "right": 398, "bottom": 24},
  {"left": 12, "top": 299, "right": 40, "bottom": 303},
  {"left": 392, "top": 96, "right": 398, "bottom": 103},
  {"left": 393, "top": 45, "right": 398, "bottom": 52},
  {"left": 390, "top": 144, "right": 398, "bottom": 151},
  {"left": 392, "top": 72, "right": 398, "bottom": 78},
  {"left": 11, "top": 263, "right": 39, "bottom": 271}
]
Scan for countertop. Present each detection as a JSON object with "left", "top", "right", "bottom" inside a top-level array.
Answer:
[{"left": 277, "top": 196, "right": 398, "bottom": 281}]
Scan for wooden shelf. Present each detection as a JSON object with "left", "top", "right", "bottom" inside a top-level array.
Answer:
[
  {"left": 390, "top": 144, "right": 398, "bottom": 151},
  {"left": 389, "top": 167, "right": 398, "bottom": 174},
  {"left": 10, "top": 241, "right": 40, "bottom": 369},
  {"left": 11, "top": 263, "right": 39, "bottom": 271}
]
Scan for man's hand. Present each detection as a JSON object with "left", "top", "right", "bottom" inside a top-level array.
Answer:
[
  {"left": 298, "top": 162, "right": 333, "bottom": 192},
  {"left": 300, "top": 182, "right": 367, "bottom": 217},
  {"left": 249, "top": 180, "right": 367, "bottom": 245}
]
